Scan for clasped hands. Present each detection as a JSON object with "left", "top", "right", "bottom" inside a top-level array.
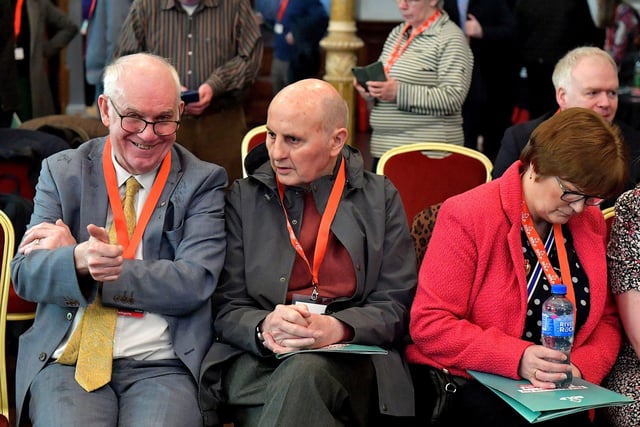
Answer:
[
  {"left": 260, "top": 304, "right": 352, "bottom": 354},
  {"left": 19, "top": 220, "right": 125, "bottom": 283},
  {"left": 518, "top": 344, "right": 580, "bottom": 389}
]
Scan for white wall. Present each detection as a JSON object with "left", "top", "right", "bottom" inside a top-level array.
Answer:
[{"left": 355, "top": 0, "right": 402, "bottom": 22}]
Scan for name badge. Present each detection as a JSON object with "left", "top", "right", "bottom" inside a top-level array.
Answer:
[
  {"left": 14, "top": 47, "right": 24, "bottom": 61},
  {"left": 292, "top": 293, "right": 332, "bottom": 314},
  {"left": 118, "top": 309, "right": 145, "bottom": 318},
  {"left": 274, "top": 22, "right": 284, "bottom": 34}
]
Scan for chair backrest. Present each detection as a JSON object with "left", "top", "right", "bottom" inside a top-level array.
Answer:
[
  {"left": 241, "top": 124, "right": 268, "bottom": 178},
  {"left": 377, "top": 143, "right": 493, "bottom": 226},
  {"left": 602, "top": 206, "right": 615, "bottom": 245},
  {"left": 0, "top": 210, "right": 14, "bottom": 423}
]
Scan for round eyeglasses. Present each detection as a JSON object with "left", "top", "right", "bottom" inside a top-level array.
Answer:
[
  {"left": 109, "top": 98, "right": 180, "bottom": 136},
  {"left": 555, "top": 177, "right": 604, "bottom": 206}
]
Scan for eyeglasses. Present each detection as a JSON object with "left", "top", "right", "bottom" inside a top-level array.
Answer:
[
  {"left": 555, "top": 177, "right": 604, "bottom": 206},
  {"left": 109, "top": 98, "right": 180, "bottom": 136}
]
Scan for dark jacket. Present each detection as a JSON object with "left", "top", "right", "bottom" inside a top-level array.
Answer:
[
  {"left": 199, "top": 145, "right": 417, "bottom": 426},
  {"left": 493, "top": 112, "right": 640, "bottom": 207}
]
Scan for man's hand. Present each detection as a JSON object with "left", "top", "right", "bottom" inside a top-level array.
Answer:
[
  {"left": 73, "top": 224, "right": 124, "bottom": 282},
  {"left": 261, "top": 304, "right": 353, "bottom": 353},
  {"left": 184, "top": 83, "right": 213, "bottom": 116},
  {"left": 19, "top": 219, "right": 76, "bottom": 255}
]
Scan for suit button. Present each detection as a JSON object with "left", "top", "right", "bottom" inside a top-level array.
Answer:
[
  {"left": 66, "top": 312, "right": 73, "bottom": 321},
  {"left": 38, "top": 352, "right": 47, "bottom": 361}
]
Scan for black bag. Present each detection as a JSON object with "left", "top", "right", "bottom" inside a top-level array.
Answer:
[{"left": 427, "top": 367, "right": 468, "bottom": 425}]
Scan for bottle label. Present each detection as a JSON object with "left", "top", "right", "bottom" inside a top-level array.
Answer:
[{"left": 542, "top": 313, "right": 573, "bottom": 337}]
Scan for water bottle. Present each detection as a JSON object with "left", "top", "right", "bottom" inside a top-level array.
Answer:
[{"left": 541, "top": 284, "right": 574, "bottom": 388}]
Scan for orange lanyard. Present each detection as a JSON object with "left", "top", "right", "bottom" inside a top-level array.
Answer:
[
  {"left": 276, "top": 158, "right": 346, "bottom": 300},
  {"left": 14, "top": 0, "right": 24, "bottom": 40},
  {"left": 521, "top": 199, "right": 576, "bottom": 309},
  {"left": 102, "top": 137, "right": 171, "bottom": 259},
  {"left": 277, "top": 0, "right": 289, "bottom": 22},
  {"left": 384, "top": 10, "right": 441, "bottom": 74}
]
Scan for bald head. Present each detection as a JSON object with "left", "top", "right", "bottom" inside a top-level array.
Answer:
[{"left": 270, "top": 79, "right": 349, "bottom": 135}]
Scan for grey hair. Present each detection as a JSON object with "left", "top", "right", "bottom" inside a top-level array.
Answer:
[
  {"left": 552, "top": 46, "right": 617, "bottom": 91},
  {"left": 103, "top": 53, "right": 182, "bottom": 102}
]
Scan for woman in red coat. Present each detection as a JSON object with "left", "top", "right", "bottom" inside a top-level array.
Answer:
[{"left": 406, "top": 107, "right": 628, "bottom": 426}]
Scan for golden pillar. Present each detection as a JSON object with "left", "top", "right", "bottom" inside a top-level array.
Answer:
[{"left": 320, "top": 0, "right": 363, "bottom": 143}]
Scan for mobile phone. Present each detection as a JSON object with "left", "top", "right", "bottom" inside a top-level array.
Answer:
[
  {"left": 352, "top": 62, "right": 386, "bottom": 92},
  {"left": 181, "top": 90, "right": 200, "bottom": 104}
]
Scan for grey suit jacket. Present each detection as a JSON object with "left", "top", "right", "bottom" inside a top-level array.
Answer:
[{"left": 10, "top": 137, "right": 227, "bottom": 424}]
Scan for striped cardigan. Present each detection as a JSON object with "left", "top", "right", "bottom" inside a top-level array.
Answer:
[{"left": 370, "top": 11, "right": 473, "bottom": 158}]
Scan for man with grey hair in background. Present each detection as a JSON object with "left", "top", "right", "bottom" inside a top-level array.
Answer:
[{"left": 493, "top": 46, "right": 640, "bottom": 207}]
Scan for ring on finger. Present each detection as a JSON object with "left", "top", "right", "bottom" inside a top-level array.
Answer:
[
  {"left": 34, "top": 238, "right": 40, "bottom": 246},
  {"left": 533, "top": 369, "right": 538, "bottom": 380}
]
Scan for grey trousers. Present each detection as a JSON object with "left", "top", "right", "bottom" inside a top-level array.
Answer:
[
  {"left": 223, "top": 352, "right": 377, "bottom": 427},
  {"left": 29, "top": 359, "right": 202, "bottom": 427}
]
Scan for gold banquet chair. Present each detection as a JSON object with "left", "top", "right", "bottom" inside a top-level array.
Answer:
[
  {"left": 0, "top": 210, "right": 15, "bottom": 424},
  {"left": 241, "top": 124, "right": 268, "bottom": 178},
  {"left": 376, "top": 143, "right": 493, "bottom": 227},
  {"left": 602, "top": 206, "right": 615, "bottom": 245}
]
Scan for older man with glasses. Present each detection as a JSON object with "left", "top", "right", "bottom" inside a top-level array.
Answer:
[{"left": 10, "top": 52, "right": 227, "bottom": 427}]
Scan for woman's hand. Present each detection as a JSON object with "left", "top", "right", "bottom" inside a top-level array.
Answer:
[
  {"left": 367, "top": 77, "right": 398, "bottom": 103},
  {"left": 518, "top": 344, "right": 574, "bottom": 389}
]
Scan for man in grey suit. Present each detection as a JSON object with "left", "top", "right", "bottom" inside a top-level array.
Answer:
[{"left": 10, "top": 53, "right": 227, "bottom": 426}]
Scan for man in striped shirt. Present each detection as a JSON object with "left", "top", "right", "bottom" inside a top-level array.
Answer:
[{"left": 115, "top": 0, "right": 263, "bottom": 184}]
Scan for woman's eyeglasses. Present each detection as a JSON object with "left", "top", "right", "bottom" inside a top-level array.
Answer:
[{"left": 555, "top": 177, "right": 604, "bottom": 206}]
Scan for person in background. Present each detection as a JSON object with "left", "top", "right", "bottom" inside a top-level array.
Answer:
[
  {"left": 604, "top": 169, "right": 640, "bottom": 427},
  {"left": 443, "top": 0, "right": 516, "bottom": 162},
  {"left": 603, "top": 0, "right": 640, "bottom": 87},
  {"left": 115, "top": 0, "right": 263, "bottom": 184},
  {"left": 84, "top": 0, "right": 133, "bottom": 106},
  {"left": 514, "top": 0, "right": 604, "bottom": 119},
  {"left": 354, "top": 0, "right": 473, "bottom": 169},
  {"left": 12, "top": 0, "right": 78, "bottom": 121},
  {"left": 0, "top": 0, "right": 18, "bottom": 127},
  {"left": 493, "top": 46, "right": 640, "bottom": 207},
  {"left": 406, "top": 107, "right": 627, "bottom": 426},
  {"left": 10, "top": 53, "right": 227, "bottom": 426},
  {"left": 199, "top": 79, "right": 417, "bottom": 427},
  {"left": 268, "top": 0, "right": 328, "bottom": 96}
]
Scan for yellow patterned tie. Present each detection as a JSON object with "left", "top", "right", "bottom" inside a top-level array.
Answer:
[{"left": 58, "top": 177, "right": 140, "bottom": 392}]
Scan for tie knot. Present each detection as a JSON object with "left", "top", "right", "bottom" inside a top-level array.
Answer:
[{"left": 125, "top": 177, "right": 140, "bottom": 197}]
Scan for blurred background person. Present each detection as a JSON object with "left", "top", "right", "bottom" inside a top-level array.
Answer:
[
  {"left": 443, "top": 0, "right": 516, "bottom": 162},
  {"left": 12, "top": 0, "right": 78, "bottom": 121},
  {"left": 407, "top": 107, "right": 627, "bottom": 426},
  {"left": 116, "top": 0, "right": 263, "bottom": 184},
  {"left": 355, "top": 0, "right": 473, "bottom": 170},
  {"left": 603, "top": 0, "right": 640, "bottom": 87},
  {"left": 84, "top": 0, "right": 133, "bottom": 108},
  {"left": 514, "top": 0, "right": 604, "bottom": 119},
  {"left": 1, "top": 0, "right": 19, "bottom": 127},
  {"left": 266, "top": 0, "right": 328, "bottom": 96}
]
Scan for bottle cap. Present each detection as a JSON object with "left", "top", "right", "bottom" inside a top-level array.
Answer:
[{"left": 551, "top": 284, "right": 567, "bottom": 294}]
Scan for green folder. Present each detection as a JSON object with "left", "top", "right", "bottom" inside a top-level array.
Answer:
[
  {"left": 275, "top": 344, "right": 387, "bottom": 360},
  {"left": 468, "top": 370, "right": 634, "bottom": 423}
]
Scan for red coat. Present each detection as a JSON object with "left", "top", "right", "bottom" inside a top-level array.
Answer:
[{"left": 405, "top": 161, "right": 621, "bottom": 384}]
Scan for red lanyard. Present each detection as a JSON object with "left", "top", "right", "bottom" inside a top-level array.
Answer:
[
  {"left": 276, "top": 159, "right": 346, "bottom": 300},
  {"left": 277, "top": 0, "right": 289, "bottom": 22},
  {"left": 102, "top": 137, "right": 171, "bottom": 259},
  {"left": 521, "top": 199, "right": 576, "bottom": 309},
  {"left": 384, "top": 10, "right": 441, "bottom": 74},
  {"left": 14, "top": 0, "right": 24, "bottom": 40}
]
